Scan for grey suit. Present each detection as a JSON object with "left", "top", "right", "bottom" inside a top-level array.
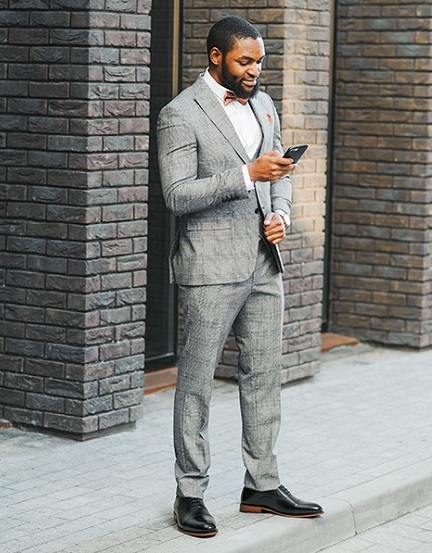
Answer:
[{"left": 157, "top": 75, "right": 292, "bottom": 498}]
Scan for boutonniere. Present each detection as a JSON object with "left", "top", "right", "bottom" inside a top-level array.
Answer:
[{"left": 266, "top": 113, "right": 273, "bottom": 123}]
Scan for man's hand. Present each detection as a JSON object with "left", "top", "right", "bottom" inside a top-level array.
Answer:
[
  {"left": 247, "top": 151, "right": 296, "bottom": 182},
  {"left": 263, "top": 212, "right": 285, "bottom": 245}
]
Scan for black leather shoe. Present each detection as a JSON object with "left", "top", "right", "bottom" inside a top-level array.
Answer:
[
  {"left": 174, "top": 496, "right": 218, "bottom": 537},
  {"left": 240, "top": 485, "right": 324, "bottom": 518}
]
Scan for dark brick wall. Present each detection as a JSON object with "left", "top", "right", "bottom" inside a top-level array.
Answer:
[
  {"left": 0, "top": 0, "right": 150, "bottom": 437},
  {"left": 182, "top": 0, "right": 331, "bottom": 383},
  {"left": 330, "top": 0, "right": 432, "bottom": 348}
]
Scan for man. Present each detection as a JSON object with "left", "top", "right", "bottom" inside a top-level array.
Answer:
[{"left": 157, "top": 16, "right": 323, "bottom": 538}]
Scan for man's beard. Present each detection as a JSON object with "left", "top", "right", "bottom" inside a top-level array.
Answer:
[{"left": 221, "top": 59, "right": 260, "bottom": 99}]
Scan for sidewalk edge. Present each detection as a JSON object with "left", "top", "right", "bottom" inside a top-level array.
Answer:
[
  {"left": 164, "top": 457, "right": 432, "bottom": 553},
  {"left": 330, "top": 457, "right": 432, "bottom": 536}
]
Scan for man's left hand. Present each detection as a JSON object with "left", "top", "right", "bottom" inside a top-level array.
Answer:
[{"left": 263, "top": 212, "right": 285, "bottom": 245}]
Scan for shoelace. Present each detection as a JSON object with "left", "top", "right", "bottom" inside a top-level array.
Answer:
[
  {"left": 188, "top": 497, "right": 204, "bottom": 510},
  {"left": 279, "top": 485, "right": 292, "bottom": 498}
]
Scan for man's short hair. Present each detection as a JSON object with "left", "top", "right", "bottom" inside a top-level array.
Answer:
[{"left": 207, "top": 16, "right": 261, "bottom": 58}]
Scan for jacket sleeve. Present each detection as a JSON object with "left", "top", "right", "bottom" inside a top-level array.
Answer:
[
  {"left": 157, "top": 104, "right": 250, "bottom": 216},
  {"left": 268, "top": 100, "right": 293, "bottom": 217}
]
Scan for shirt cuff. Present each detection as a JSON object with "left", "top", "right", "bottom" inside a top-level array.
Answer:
[
  {"left": 275, "top": 209, "right": 291, "bottom": 231},
  {"left": 242, "top": 165, "right": 255, "bottom": 191}
]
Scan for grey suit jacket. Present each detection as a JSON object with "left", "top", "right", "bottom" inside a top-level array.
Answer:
[{"left": 157, "top": 75, "right": 292, "bottom": 286}]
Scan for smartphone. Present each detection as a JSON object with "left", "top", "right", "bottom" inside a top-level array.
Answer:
[{"left": 283, "top": 144, "right": 308, "bottom": 164}]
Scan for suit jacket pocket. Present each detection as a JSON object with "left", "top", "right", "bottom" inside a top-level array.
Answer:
[{"left": 173, "top": 218, "right": 257, "bottom": 285}]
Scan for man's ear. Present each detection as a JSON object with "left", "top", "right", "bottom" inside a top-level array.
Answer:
[{"left": 209, "top": 47, "right": 223, "bottom": 67}]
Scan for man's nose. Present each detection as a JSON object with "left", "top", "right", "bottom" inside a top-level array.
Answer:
[{"left": 248, "top": 63, "right": 261, "bottom": 76}]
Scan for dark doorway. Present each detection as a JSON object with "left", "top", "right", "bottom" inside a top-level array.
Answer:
[{"left": 146, "top": 0, "right": 182, "bottom": 371}]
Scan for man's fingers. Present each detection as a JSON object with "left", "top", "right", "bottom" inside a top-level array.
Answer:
[{"left": 263, "top": 212, "right": 285, "bottom": 244}]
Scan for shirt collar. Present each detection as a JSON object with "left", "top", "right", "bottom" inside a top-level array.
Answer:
[{"left": 202, "top": 68, "right": 232, "bottom": 103}]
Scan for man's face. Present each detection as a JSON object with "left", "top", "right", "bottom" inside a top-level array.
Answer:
[{"left": 215, "top": 37, "right": 265, "bottom": 99}]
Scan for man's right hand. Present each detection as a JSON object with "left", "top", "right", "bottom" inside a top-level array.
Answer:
[{"left": 247, "top": 151, "right": 296, "bottom": 182}]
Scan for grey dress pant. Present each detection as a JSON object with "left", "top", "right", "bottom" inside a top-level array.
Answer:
[{"left": 174, "top": 242, "right": 284, "bottom": 498}]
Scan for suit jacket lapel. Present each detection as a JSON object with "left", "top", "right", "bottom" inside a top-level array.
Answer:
[
  {"left": 249, "top": 97, "right": 284, "bottom": 273},
  {"left": 249, "top": 97, "right": 272, "bottom": 155},
  {"left": 193, "top": 77, "right": 250, "bottom": 163},
  {"left": 249, "top": 96, "right": 269, "bottom": 208}
]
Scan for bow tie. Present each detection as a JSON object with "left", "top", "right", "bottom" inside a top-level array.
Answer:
[{"left": 223, "top": 91, "right": 249, "bottom": 106}]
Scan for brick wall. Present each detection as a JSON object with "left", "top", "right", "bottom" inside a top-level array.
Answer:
[
  {"left": 0, "top": 0, "right": 150, "bottom": 437},
  {"left": 279, "top": 1, "right": 330, "bottom": 376},
  {"left": 182, "top": 1, "right": 331, "bottom": 383},
  {"left": 330, "top": 0, "right": 432, "bottom": 348}
]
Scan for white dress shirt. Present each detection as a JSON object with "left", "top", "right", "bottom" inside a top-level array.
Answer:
[
  {"left": 202, "top": 70, "right": 261, "bottom": 191},
  {"left": 202, "top": 70, "right": 290, "bottom": 229}
]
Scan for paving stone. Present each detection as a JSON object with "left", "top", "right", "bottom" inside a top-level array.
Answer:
[{"left": 1, "top": 344, "right": 432, "bottom": 553}]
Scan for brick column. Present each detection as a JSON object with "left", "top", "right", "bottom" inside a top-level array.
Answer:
[
  {"left": 182, "top": 1, "right": 331, "bottom": 383},
  {"left": 330, "top": 1, "right": 432, "bottom": 348},
  {"left": 0, "top": 0, "right": 150, "bottom": 438},
  {"left": 279, "top": 1, "right": 330, "bottom": 377}
]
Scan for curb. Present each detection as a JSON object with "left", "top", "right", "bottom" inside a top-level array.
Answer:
[
  {"left": 164, "top": 458, "right": 432, "bottom": 553},
  {"left": 0, "top": 419, "right": 13, "bottom": 430}
]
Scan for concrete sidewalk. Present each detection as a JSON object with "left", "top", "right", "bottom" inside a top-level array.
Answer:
[
  {"left": 321, "top": 503, "right": 432, "bottom": 552},
  {"left": 1, "top": 342, "right": 431, "bottom": 553}
]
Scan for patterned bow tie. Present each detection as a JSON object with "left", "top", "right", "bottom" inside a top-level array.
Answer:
[{"left": 223, "top": 91, "right": 249, "bottom": 106}]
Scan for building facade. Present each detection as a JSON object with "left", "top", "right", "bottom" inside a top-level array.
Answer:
[{"left": 0, "top": 0, "right": 430, "bottom": 438}]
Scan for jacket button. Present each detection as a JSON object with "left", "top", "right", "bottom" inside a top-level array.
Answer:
[{"left": 255, "top": 208, "right": 260, "bottom": 214}]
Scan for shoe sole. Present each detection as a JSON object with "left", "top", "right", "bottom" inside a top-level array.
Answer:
[
  {"left": 240, "top": 504, "right": 324, "bottom": 518},
  {"left": 173, "top": 513, "right": 218, "bottom": 538}
]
